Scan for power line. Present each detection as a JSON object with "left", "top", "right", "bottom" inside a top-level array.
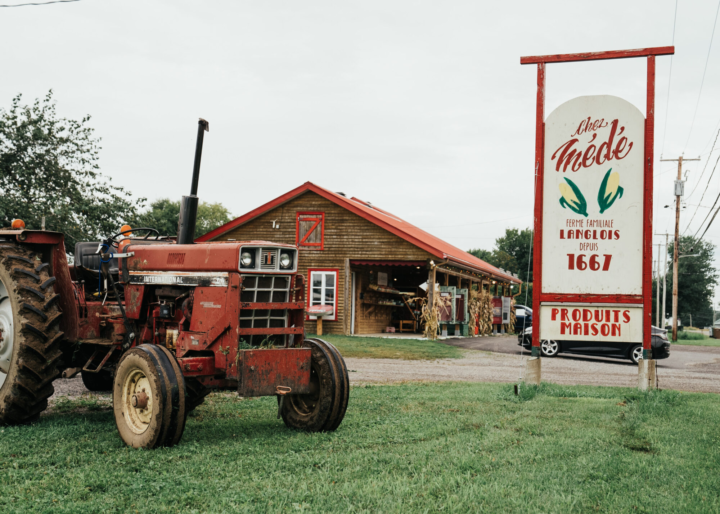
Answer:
[
  {"left": 687, "top": 129, "right": 719, "bottom": 199},
  {"left": 683, "top": 129, "right": 720, "bottom": 233},
  {"left": 683, "top": 0, "right": 720, "bottom": 153},
  {"left": 660, "top": 0, "right": 679, "bottom": 158},
  {"left": 0, "top": 0, "right": 79, "bottom": 6},
  {"left": 691, "top": 153, "right": 720, "bottom": 239},
  {"left": 695, "top": 202, "right": 720, "bottom": 242}
]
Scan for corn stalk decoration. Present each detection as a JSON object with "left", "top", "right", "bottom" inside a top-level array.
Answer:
[
  {"left": 415, "top": 293, "right": 453, "bottom": 340},
  {"left": 468, "top": 288, "right": 482, "bottom": 335},
  {"left": 479, "top": 289, "right": 494, "bottom": 335},
  {"left": 509, "top": 297, "right": 517, "bottom": 333}
]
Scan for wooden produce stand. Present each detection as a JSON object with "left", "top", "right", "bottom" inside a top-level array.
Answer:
[{"left": 363, "top": 283, "right": 418, "bottom": 332}]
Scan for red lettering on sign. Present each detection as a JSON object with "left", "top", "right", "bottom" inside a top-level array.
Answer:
[
  {"left": 573, "top": 322, "right": 582, "bottom": 335},
  {"left": 552, "top": 118, "right": 633, "bottom": 172},
  {"left": 551, "top": 308, "right": 559, "bottom": 321},
  {"left": 600, "top": 324, "right": 610, "bottom": 336},
  {"left": 582, "top": 309, "right": 592, "bottom": 322},
  {"left": 594, "top": 310, "right": 604, "bottom": 322},
  {"left": 611, "top": 324, "right": 621, "bottom": 337},
  {"left": 591, "top": 323, "right": 599, "bottom": 336},
  {"left": 572, "top": 309, "right": 581, "bottom": 322},
  {"left": 571, "top": 117, "right": 609, "bottom": 137},
  {"left": 561, "top": 309, "right": 569, "bottom": 321},
  {"left": 561, "top": 322, "right": 572, "bottom": 334},
  {"left": 612, "top": 310, "right": 621, "bottom": 323},
  {"left": 623, "top": 310, "right": 630, "bottom": 323}
]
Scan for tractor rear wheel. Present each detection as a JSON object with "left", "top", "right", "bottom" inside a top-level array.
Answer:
[
  {"left": 0, "top": 244, "right": 64, "bottom": 425},
  {"left": 279, "top": 338, "right": 349, "bottom": 432},
  {"left": 113, "top": 344, "right": 186, "bottom": 448}
]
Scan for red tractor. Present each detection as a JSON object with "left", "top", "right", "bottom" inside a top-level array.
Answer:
[{"left": 0, "top": 119, "right": 349, "bottom": 448}]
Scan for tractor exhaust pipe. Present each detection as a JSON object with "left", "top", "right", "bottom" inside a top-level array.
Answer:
[{"left": 177, "top": 118, "right": 209, "bottom": 244}]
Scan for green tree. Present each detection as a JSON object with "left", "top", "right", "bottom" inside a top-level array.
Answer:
[
  {"left": 665, "top": 236, "right": 718, "bottom": 329},
  {"left": 495, "top": 228, "right": 533, "bottom": 283},
  {"left": 469, "top": 228, "right": 533, "bottom": 282},
  {"left": 468, "top": 248, "right": 494, "bottom": 264},
  {"left": 0, "top": 92, "right": 142, "bottom": 252},
  {"left": 134, "top": 198, "right": 233, "bottom": 238}
]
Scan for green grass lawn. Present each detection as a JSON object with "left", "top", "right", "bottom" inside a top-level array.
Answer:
[
  {"left": 2, "top": 383, "right": 719, "bottom": 513},
  {"left": 307, "top": 333, "right": 464, "bottom": 360},
  {"left": 672, "top": 331, "right": 720, "bottom": 346}
]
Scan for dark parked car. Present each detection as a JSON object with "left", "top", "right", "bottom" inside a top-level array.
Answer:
[
  {"left": 518, "top": 325, "right": 670, "bottom": 364},
  {"left": 514, "top": 304, "right": 533, "bottom": 333}
]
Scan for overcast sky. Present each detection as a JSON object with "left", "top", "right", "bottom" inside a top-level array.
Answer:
[{"left": 2, "top": 0, "right": 719, "bottom": 306}]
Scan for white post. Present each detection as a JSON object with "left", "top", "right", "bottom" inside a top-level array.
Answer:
[
  {"left": 662, "top": 238, "right": 668, "bottom": 330},
  {"left": 656, "top": 245, "right": 661, "bottom": 327}
]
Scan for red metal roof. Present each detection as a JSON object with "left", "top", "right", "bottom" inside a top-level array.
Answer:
[
  {"left": 197, "top": 182, "right": 521, "bottom": 284},
  {"left": 349, "top": 260, "right": 427, "bottom": 267}
]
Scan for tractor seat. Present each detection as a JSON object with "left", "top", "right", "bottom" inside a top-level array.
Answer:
[{"left": 74, "top": 242, "right": 119, "bottom": 273}]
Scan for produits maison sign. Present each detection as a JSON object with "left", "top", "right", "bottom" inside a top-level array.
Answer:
[{"left": 540, "top": 95, "right": 645, "bottom": 343}]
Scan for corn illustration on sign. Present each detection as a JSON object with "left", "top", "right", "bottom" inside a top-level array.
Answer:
[{"left": 539, "top": 95, "right": 645, "bottom": 342}]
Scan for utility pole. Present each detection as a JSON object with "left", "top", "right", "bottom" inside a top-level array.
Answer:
[
  {"left": 660, "top": 156, "right": 701, "bottom": 340},
  {"left": 655, "top": 232, "right": 671, "bottom": 331}
]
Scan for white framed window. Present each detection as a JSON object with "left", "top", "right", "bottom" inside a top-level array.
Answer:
[{"left": 308, "top": 269, "right": 338, "bottom": 321}]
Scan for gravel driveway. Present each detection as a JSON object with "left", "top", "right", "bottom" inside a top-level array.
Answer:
[
  {"left": 344, "top": 336, "right": 720, "bottom": 393},
  {"left": 51, "top": 336, "right": 720, "bottom": 400}
]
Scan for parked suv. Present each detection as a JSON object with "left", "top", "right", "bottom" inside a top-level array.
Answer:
[{"left": 518, "top": 326, "right": 671, "bottom": 364}]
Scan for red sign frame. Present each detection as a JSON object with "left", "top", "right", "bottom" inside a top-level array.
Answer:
[{"left": 520, "top": 46, "right": 674, "bottom": 356}]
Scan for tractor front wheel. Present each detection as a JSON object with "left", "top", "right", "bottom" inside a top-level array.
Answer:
[
  {"left": 279, "top": 338, "right": 349, "bottom": 432},
  {"left": 113, "top": 344, "right": 186, "bottom": 448}
]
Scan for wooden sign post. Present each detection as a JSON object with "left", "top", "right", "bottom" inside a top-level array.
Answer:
[{"left": 520, "top": 47, "right": 674, "bottom": 389}]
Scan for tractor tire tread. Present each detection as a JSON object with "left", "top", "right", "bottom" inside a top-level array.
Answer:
[
  {"left": 19, "top": 285, "right": 45, "bottom": 300},
  {"left": 0, "top": 245, "right": 64, "bottom": 426},
  {"left": 40, "top": 277, "right": 56, "bottom": 290},
  {"left": 12, "top": 268, "right": 40, "bottom": 282}
]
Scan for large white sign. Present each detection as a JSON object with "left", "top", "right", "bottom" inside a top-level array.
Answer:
[
  {"left": 541, "top": 95, "right": 645, "bottom": 295},
  {"left": 540, "top": 305, "right": 643, "bottom": 343}
]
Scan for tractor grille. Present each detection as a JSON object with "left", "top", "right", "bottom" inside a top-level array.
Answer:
[
  {"left": 260, "top": 249, "right": 278, "bottom": 270},
  {"left": 240, "top": 275, "right": 290, "bottom": 345}
]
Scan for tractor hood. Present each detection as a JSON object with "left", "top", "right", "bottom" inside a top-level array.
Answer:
[{"left": 119, "top": 240, "right": 298, "bottom": 274}]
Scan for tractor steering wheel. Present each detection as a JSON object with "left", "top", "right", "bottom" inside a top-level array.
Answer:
[
  {"left": 103, "top": 227, "right": 162, "bottom": 249},
  {"left": 110, "top": 227, "right": 161, "bottom": 241}
]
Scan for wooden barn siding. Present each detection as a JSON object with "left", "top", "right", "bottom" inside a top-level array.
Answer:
[{"left": 218, "top": 192, "right": 433, "bottom": 334}]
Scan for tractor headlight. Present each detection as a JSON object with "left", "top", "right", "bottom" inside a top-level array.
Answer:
[
  {"left": 279, "top": 252, "right": 292, "bottom": 269},
  {"left": 240, "top": 251, "right": 255, "bottom": 268}
]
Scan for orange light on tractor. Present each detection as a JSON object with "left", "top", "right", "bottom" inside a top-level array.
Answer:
[
  {"left": 11, "top": 219, "right": 25, "bottom": 230},
  {"left": 120, "top": 224, "right": 132, "bottom": 237}
]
